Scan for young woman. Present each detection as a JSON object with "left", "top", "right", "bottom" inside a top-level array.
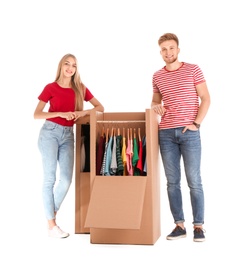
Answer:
[{"left": 34, "top": 54, "right": 104, "bottom": 238}]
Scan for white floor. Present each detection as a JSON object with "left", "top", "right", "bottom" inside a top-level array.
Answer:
[
  {"left": 2, "top": 118, "right": 238, "bottom": 260},
  {"left": 2, "top": 115, "right": 237, "bottom": 260},
  {"left": 2, "top": 160, "right": 238, "bottom": 260}
]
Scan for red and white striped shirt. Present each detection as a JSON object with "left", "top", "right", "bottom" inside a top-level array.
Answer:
[{"left": 152, "top": 62, "right": 205, "bottom": 129}]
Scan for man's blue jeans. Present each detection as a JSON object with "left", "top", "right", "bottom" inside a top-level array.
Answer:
[
  {"left": 159, "top": 127, "right": 204, "bottom": 226},
  {"left": 38, "top": 120, "right": 74, "bottom": 220}
]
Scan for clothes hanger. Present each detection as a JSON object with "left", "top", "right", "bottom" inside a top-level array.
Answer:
[{"left": 138, "top": 128, "right": 141, "bottom": 141}]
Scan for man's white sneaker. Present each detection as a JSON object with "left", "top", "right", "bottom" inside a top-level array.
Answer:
[{"left": 48, "top": 226, "right": 69, "bottom": 238}]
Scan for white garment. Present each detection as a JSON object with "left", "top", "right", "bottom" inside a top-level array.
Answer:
[{"left": 80, "top": 136, "right": 86, "bottom": 172}]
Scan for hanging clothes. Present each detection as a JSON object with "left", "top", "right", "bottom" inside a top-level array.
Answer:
[
  {"left": 80, "top": 136, "right": 86, "bottom": 172},
  {"left": 100, "top": 128, "right": 109, "bottom": 176},
  {"left": 135, "top": 128, "right": 143, "bottom": 176},
  {"left": 142, "top": 135, "right": 147, "bottom": 176},
  {"left": 104, "top": 129, "right": 113, "bottom": 176},
  {"left": 121, "top": 128, "right": 128, "bottom": 176},
  {"left": 126, "top": 128, "right": 133, "bottom": 176},
  {"left": 96, "top": 128, "right": 105, "bottom": 175},
  {"left": 110, "top": 128, "right": 117, "bottom": 175},
  {"left": 132, "top": 129, "right": 140, "bottom": 176},
  {"left": 82, "top": 124, "right": 90, "bottom": 172},
  {"left": 97, "top": 125, "right": 146, "bottom": 177},
  {"left": 116, "top": 129, "right": 123, "bottom": 176}
]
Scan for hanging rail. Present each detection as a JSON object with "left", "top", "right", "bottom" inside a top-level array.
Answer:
[{"left": 96, "top": 120, "right": 145, "bottom": 123}]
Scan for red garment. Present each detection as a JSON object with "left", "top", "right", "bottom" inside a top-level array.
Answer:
[{"left": 38, "top": 82, "right": 94, "bottom": 126}]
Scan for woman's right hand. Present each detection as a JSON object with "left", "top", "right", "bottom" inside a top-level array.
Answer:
[{"left": 60, "top": 112, "right": 76, "bottom": 121}]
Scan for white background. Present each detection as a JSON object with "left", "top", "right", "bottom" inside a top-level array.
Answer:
[{"left": 1, "top": 0, "right": 239, "bottom": 259}]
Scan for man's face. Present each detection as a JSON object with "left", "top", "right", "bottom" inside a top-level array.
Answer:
[{"left": 160, "top": 40, "right": 180, "bottom": 64}]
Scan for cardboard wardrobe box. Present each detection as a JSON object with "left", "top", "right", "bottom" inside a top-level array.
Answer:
[
  {"left": 75, "top": 109, "right": 161, "bottom": 245},
  {"left": 75, "top": 115, "right": 91, "bottom": 234}
]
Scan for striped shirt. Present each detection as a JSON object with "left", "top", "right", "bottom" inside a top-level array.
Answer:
[{"left": 152, "top": 62, "right": 205, "bottom": 129}]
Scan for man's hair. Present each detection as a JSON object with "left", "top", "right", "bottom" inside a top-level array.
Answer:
[{"left": 158, "top": 33, "right": 179, "bottom": 46}]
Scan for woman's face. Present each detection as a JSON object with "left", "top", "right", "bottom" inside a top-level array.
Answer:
[{"left": 62, "top": 56, "right": 77, "bottom": 78}]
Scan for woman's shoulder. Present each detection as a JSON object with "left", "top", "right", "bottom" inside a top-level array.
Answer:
[
  {"left": 42, "top": 82, "right": 60, "bottom": 92},
  {"left": 45, "top": 81, "right": 58, "bottom": 88}
]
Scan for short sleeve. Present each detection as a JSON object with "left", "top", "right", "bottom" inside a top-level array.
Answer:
[
  {"left": 38, "top": 84, "right": 52, "bottom": 103},
  {"left": 193, "top": 65, "right": 206, "bottom": 86},
  {"left": 85, "top": 87, "right": 94, "bottom": 101}
]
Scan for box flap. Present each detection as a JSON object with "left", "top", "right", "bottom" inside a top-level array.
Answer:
[{"left": 85, "top": 176, "right": 147, "bottom": 229}]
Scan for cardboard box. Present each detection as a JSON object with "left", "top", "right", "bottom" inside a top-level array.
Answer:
[
  {"left": 75, "top": 117, "right": 91, "bottom": 234},
  {"left": 79, "top": 110, "right": 161, "bottom": 245}
]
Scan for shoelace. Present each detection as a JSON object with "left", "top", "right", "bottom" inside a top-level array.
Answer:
[
  {"left": 173, "top": 226, "right": 184, "bottom": 232},
  {"left": 194, "top": 228, "right": 205, "bottom": 234}
]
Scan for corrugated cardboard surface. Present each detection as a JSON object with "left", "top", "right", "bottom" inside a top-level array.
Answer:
[
  {"left": 84, "top": 175, "right": 159, "bottom": 245},
  {"left": 76, "top": 172, "right": 90, "bottom": 233},
  {"left": 85, "top": 176, "right": 147, "bottom": 229},
  {"left": 75, "top": 110, "right": 160, "bottom": 244}
]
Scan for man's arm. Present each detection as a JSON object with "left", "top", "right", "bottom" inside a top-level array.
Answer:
[
  {"left": 194, "top": 82, "right": 211, "bottom": 124},
  {"left": 151, "top": 92, "right": 166, "bottom": 116}
]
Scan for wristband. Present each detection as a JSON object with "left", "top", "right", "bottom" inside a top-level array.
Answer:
[{"left": 193, "top": 122, "right": 200, "bottom": 129}]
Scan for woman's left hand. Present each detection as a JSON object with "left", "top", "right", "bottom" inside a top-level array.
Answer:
[{"left": 73, "top": 111, "right": 88, "bottom": 121}]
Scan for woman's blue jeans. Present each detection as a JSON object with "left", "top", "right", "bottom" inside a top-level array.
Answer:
[
  {"left": 38, "top": 121, "right": 74, "bottom": 220},
  {"left": 159, "top": 127, "right": 204, "bottom": 226}
]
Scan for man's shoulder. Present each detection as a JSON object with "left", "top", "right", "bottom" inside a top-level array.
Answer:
[
  {"left": 183, "top": 62, "right": 199, "bottom": 69},
  {"left": 153, "top": 67, "right": 165, "bottom": 76}
]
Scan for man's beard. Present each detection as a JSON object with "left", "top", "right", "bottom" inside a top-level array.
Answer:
[{"left": 164, "top": 56, "right": 177, "bottom": 65}]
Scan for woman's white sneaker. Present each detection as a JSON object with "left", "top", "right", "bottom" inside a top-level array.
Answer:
[{"left": 48, "top": 226, "right": 69, "bottom": 238}]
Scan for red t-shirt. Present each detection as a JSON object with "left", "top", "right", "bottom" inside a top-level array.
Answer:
[{"left": 38, "top": 82, "right": 94, "bottom": 126}]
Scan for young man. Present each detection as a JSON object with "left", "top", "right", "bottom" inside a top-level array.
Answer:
[{"left": 151, "top": 33, "right": 210, "bottom": 242}]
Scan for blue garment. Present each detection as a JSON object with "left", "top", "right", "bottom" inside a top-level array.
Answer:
[
  {"left": 110, "top": 135, "right": 117, "bottom": 175},
  {"left": 104, "top": 136, "right": 113, "bottom": 176},
  {"left": 100, "top": 142, "right": 108, "bottom": 175},
  {"left": 159, "top": 127, "right": 204, "bottom": 226},
  {"left": 38, "top": 120, "right": 74, "bottom": 220}
]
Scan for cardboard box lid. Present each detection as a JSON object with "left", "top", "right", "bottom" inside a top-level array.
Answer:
[{"left": 85, "top": 176, "right": 147, "bottom": 229}]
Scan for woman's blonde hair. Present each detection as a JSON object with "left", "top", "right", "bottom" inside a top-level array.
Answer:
[{"left": 55, "top": 53, "right": 85, "bottom": 111}]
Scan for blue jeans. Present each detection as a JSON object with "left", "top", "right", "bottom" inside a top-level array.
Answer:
[
  {"left": 159, "top": 127, "right": 204, "bottom": 226},
  {"left": 38, "top": 121, "right": 74, "bottom": 220}
]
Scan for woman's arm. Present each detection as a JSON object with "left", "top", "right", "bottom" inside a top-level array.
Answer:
[
  {"left": 34, "top": 100, "right": 76, "bottom": 121},
  {"left": 73, "top": 97, "right": 104, "bottom": 121}
]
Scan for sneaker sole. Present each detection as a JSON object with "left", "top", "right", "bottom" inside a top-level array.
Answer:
[
  {"left": 48, "top": 233, "right": 70, "bottom": 238},
  {"left": 166, "top": 234, "right": 187, "bottom": 240},
  {"left": 193, "top": 238, "right": 205, "bottom": 242},
  {"left": 49, "top": 235, "right": 69, "bottom": 238}
]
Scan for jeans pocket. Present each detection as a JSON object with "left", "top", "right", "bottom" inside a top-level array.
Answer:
[{"left": 43, "top": 121, "right": 57, "bottom": 131}]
